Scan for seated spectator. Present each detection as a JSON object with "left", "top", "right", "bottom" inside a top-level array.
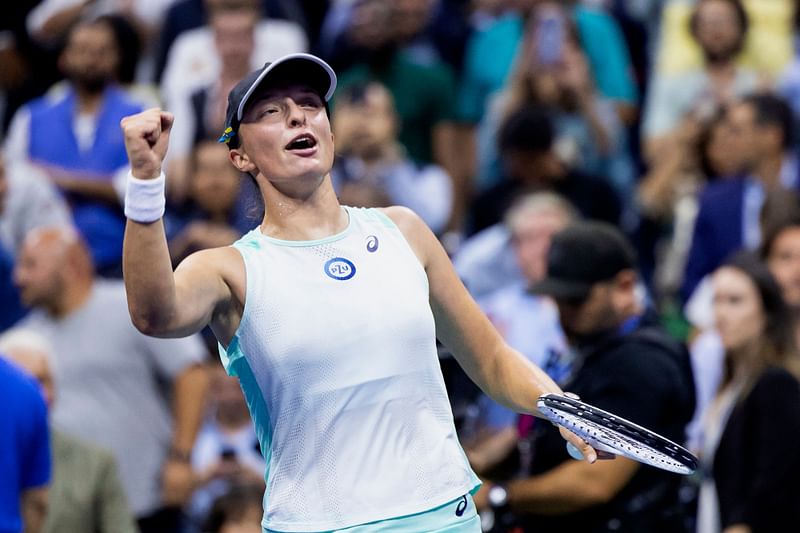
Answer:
[
  {"left": 155, "top": 0, "right": 311, "bottom": 84},
  {"left": 330, "top": 81, "right": 453, "bottom": 234},
  {"left": 15, "top": 11, "right": 155, "bottom": 113},
  {"left": 476, "top": 222, "right": 695, "bottom": 532},
  {"left": 697, "top": 252, "right": 800, "bottom": 532},
  {"left": 453, "top": 222, "right": 521, "bottom": 301},
  {"left": 0, "top": 154, "right": 71, "bottom": 331},
  {"left": 464, "top": 192, "right": 574, "bottom": 476},
  {"left": 476, "top": 3, "right": 633, "bottom": 197},
  {"left": 687, "top": 206, "right": 800, "bottom": 451},
  {"left": 13, "top": 227, "right": 209, "bottom": 533},
  {"left": 164, "top": 1, "right": 268, "bottom": 200},
  {"left": 166, "top": 139, "right": 256, "bottom": 266},
  {"left": 454, "top": 0, "right": 636, "bottom": 233},
  {"left": 637, "top": 108, "right": 744, "bottom": 299},
  {"left": 470, "top": 106, "right": 620, "bottom": 235},
  {"left": 642, "top": 0, "right": 761, "bottom": 166},
  {"left": 161, "top": 0, "right": 307, "bottom": 137},
  {"left": 0, "top": 328, "right": 138, "bottom": 533},
  {"left": 453, "top": 189, "right": 577, "bottom": 301},
  {"left": 26, "top": 2, "right": 181, "bottom": 103},
  {"left": 655, "top": 0, "right": 793, "bottom": 78},
  {"left": 456, "top": 0, "right": 638, "bottom": 128},
  {"left": 682, "top": 93, "right": 798, "bottom": 304},
  {"left": 4, "top": 17, "right": 144, "bottom": 276},
  {"left": 331, "top": 0, "right": 464, "bottom": 226},
  {"left": 0, "top": 338, "right": 50, "bottom": 533},
  {"left": 189, "top": 363, "right": 265, "bottom": 528}
]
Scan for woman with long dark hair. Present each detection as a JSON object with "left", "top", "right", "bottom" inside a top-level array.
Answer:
[{"left": 699, "top": 252, "right": 800, "bottom": 532}]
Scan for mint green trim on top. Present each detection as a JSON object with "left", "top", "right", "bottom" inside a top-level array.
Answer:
[
  {"left": 230, "top": 356, "right": 273, "bottom": 486},
  {"left": 217, "top": 243, "right": 253, "bottom": 376},
  {"left": 265, "top": 492, "right": 480, "bottom": 533},
  {"left": 217, "top": 337, "right": 242, "bottom": 377},
  {"left": 219, "top": 236, "right": 273, "bottom": 512}
]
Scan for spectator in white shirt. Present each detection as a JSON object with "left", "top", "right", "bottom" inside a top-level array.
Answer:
[{"left": 160, "top": 0, "right": 306, "bottom": 123}]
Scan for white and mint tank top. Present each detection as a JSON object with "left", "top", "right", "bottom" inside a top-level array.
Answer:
[{"left": 219, "top": 206, "right": 480, "bottom": 532}]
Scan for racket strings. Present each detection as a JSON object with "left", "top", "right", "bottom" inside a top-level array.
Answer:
[
  {"left": 554, "top": 411, "right": 692, "bottom": 474},
  {"left": 537, "top": 395, "right": 698, "bottom": 475}
]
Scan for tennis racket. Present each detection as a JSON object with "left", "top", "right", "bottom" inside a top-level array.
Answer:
[{"left": 537, "top": 393, "right": 698, "bottom": 475}]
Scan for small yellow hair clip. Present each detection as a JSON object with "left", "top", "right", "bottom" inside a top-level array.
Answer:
[{"left": 218, "top": 127, "right": 236, "bottom": 144}]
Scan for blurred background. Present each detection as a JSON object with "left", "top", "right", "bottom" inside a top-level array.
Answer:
[{"left": 3, "top": 0, "right": 800, "bottom": 532}]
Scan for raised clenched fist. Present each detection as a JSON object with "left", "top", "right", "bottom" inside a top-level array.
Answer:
[{"left": 120, "top": 108, "right": 174, "bottom": 179}]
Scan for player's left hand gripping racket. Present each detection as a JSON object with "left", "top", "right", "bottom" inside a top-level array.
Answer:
[{"left": 537, "top": 393, "right": 699, "bottom": 475}]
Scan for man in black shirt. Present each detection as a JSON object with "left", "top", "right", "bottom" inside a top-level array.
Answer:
[{"left": 481, "top": 221, "right": 695, "bottom": 532}]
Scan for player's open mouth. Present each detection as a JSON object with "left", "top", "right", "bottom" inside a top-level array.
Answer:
[{"left": 286, "top": 133, "right": 318, "bottom": 154}]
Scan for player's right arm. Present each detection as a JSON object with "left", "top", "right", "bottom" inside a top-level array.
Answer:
[{"left": 121, "top": 109, "right": 239, "bottom": 339}]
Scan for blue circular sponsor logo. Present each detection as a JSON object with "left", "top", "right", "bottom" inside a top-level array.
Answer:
[
  {"left": 324, "top": 257, "right": 356, "bottom": 280},
  {"left": 366, "top": 235, "right": 379, "bottom": 252}
]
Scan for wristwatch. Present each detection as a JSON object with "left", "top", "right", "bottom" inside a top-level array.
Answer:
[{"left": 488, "top": 484, "right": 509, "bottom": 509}]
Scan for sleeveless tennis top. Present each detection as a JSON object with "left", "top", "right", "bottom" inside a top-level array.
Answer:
[{"left": 219, "top": 206, "right": 480, "bottom": 532}]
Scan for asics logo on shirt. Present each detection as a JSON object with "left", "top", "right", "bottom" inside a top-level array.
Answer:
[
  {"left": 366, "top": 235, "right": 379, "bottom": 252},
  {"left": 324, "top": 257, "right": 356, "bottom": 280},
  {"left": 455, "top": 495, "right": 468, "bottom": 516}
]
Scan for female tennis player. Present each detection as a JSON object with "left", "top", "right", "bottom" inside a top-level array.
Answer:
[{"left": 120, "top": 53, "right": 597, "bottom": 533}]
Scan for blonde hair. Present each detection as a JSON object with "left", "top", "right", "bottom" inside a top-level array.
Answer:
[{"left": 504, "top": 191, "right": 578, "bottom": 234}]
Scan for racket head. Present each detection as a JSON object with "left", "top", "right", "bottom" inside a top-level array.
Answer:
[{"left": 537, "top": 393, "right": 698, "bottom": 475}]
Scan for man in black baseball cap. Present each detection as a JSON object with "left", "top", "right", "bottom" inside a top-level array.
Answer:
[
  {"left": 218, "top": 53, "right": 337, "bottom": 149},
  {"left": 488, "top": 219, "right": 695, "bottom": 532},
  {"left": 532, "top": 221, "right": 636, "bottom": 302}
]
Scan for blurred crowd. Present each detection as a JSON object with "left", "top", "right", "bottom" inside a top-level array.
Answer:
[{"left": 3, "top": 0, "right": 800, "bottom": 532}]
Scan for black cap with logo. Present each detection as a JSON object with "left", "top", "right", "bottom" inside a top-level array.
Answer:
[
  {"left": 530, "top": 221, "right": 637, "bottom": 302},
  {"left": 218, "top": 53, "right": 337, "bottom": 149}
]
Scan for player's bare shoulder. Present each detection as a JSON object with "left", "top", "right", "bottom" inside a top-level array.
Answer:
[{"left": 380, "top": 205, "right": 420, "bottom": 228}]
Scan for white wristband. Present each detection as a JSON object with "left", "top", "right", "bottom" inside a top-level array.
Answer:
[{"left": 124, "top": 171, "right": 166, "bottom": 223}]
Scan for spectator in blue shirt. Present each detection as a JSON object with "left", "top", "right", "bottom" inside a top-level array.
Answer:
[
  {"left": 0, "top": 356, "right": 50, "bottom": 533},
  {"left": 4, "top": 16, "right": 144, "bottom": 277}
]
